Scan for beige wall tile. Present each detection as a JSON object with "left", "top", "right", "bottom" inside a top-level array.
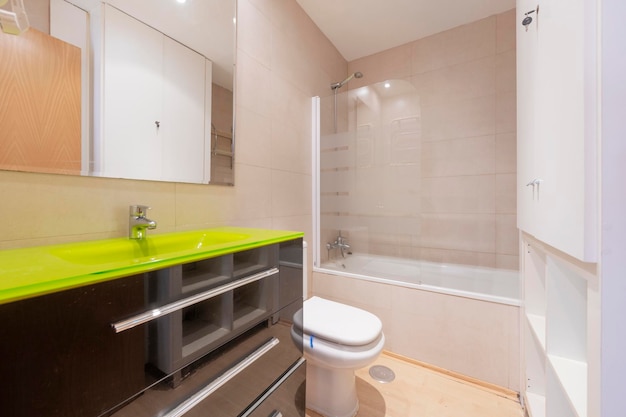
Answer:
[
  {"left": 411, "top": 16, "right": 497, "bottom": 75},
  {"left": 270, "top": 26, "right": 318, "bottom": 94},
  {"left": 0, "top": 171, "right": 176, "bottom": 243},
  {"left": 237, "top": 0, "right": 272, "bottom": 68},
  {"left": 421, "top": 135, "right": 496, "bottom": 177},
  {"left": 348, "top": 43, "right": 412, "bottom": 88},
  {"left": 311, "top": 272, "right": 393, "bottom": 310},
  {"left": 271, "top": 123, "right": 310, "bottom": 174},
  {"left": 496, "top": 90, "right": 517, "bottom": 134},
  {"left": 443, "top": 16, "right": 497, "bottom": 67},
  {"left": 497, "top": 254, "right": 520, "bottom": 270},
  {"left": 175, "top": 182, "right": 237, "bottom": 229},
  {"left": 235, "top": 106, "right": 272, "bottom": 168},
  {"left": 411, "top": 56, "right": 496, "bottom": 107},
  {"left": 411, "top": 31, "right": 448, "bottom": 75},
  {"left": 496, "top": 49, "right": 516, "bottom": 94},
  {"left": 496, "top": 9, "right": 517, "bottom": 54},
  {"left": 236, "top": 50, "right": 272, "bottom": 118},
  {"left": 496, "top": 132, "right": 517, "bottom": 173},
  {"left": 388, "top": 285, "right": 518, "bottom": 388},
  {"left": 234, "top": 164, "right": 273, "bottom": 220},
  {"left": 421, "top": 175, "right": 496, "bottom": 214},
  {"left": 420, "top": 213, "right": 496, "bottom": 253},
  {"left": 421, "top": 95, "right": 496, "bottom": 141},
  {"left": 496, "top": 214, "right": 518, "bottom": 255},
  {"left": 271, "top": 170, "right": 311, "bottom": 217},
  {"left": 496, "top": 173, "right": 517, "bottom": 214},
  {"left": 270, "top": 75, "right": 311, "bottom": 135}
]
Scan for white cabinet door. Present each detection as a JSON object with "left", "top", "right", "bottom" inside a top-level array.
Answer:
[
  {"left": 516, "top": 0, "right": 539, "bottom": 236},
  {"left": 160, "top": 37, "right": 208, "bottom": 183},
  {"left": 516, "top": 0, "right": 597, "bottom": 262},
  {"left": 103, "top": 5, "right": 163, "bottom": 180},
  {"left": 101, "top": 5, "right": 210, "bottom": 183}
]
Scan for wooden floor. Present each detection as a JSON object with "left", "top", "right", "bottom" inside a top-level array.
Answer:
[{"left": 306, "top": 352, "right": 524, "bottom": 417}]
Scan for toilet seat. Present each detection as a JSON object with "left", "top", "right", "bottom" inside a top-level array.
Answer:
[
  {"left": 294, "top": 296, "right": 382, "bottom": 346},
  {"left": 291, "top": 297, "right": 385, "bottom": 417}
]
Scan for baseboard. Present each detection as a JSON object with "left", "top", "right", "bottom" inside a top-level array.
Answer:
[{"left": 382, "top": 350, "right": 520, "bottom": 402}]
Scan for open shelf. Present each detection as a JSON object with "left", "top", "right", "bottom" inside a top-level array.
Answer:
[
  {"left": 548, "top": 355, "right": 587, "bottom": 417},
  {"left": 546, "top": 256, "right": 587, "bottom": 363},
  {"left": 522, "top": 235, "right": 592, "bottom": 417},
  {"left": 149, "top": 244, "right": 283, "bottom": 374},
  {"left": 233, "top": 277, "right": 274, "bottom": 329},
  {"left": 233, "top": 247, "right": 278, "bottom": 279},
  {"left": 526, "top": 313, "right": 546, "bottom": 350},
  {"left": 181, "top": 294, "right": 231, "bottom": 359},
  {"left": 526, "top": 392, "right": 546, "bottom": 417},
  {"left": 546, "top": 364, "right": 579, "bottom": 417},
  {"left": 181, "top": 256, "right": 232, "bottom": 295}
]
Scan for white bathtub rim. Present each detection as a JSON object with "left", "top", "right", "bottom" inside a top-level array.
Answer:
[{"left": 313, "top": 266, "right": 521, "bottom": 307}]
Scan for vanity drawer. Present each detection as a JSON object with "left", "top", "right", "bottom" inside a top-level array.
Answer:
[
  {"left": 242, "top": 359, "right": 306, "bottom": 417},
  {"left": 111, "top": 301, "right": 303, "bottom": 417},
  {"left": 0, "top": 275, "right": 145, "bottom": 417}
]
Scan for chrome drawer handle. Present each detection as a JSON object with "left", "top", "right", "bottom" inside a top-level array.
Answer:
[
  {"left": 240, "top": 357, "right": 306, "bottom": 417},
  {"left": 163, "top": 337, "right": 280, "bottom": 417},
  {"left": 111, "top": 267, "right": 279, "bottom": 333}
]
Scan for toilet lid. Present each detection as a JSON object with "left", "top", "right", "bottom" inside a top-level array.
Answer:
[{"left": 296, "top": 296, "right": 382, "bottom": 346}]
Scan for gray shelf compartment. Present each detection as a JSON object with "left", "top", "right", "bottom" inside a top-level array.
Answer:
[
  {"left": 181, "top": 255, "right": 233, "bottom": 296},
  {"left": 233, "top": 246, "right": 278, "bottom": 280},
  {"left": 181, "top": 293, "right": 233, "bottom": 359},
  {"left": 232, "top": 274, "right": 277, "bottom": 330}
]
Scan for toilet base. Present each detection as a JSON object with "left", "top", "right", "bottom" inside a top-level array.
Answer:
[{"left": 306, "top": 362, "right": 359, "bottom": 417}]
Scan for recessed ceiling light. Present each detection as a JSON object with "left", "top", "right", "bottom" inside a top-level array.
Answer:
[
  {"left": 384, "top": 82, "right": 391, "bottom": 88},
  {"left": 176, "top": 0, "right": 186, "bottom": 4}
]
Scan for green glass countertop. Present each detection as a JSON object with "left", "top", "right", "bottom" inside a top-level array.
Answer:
[{"left": 0, "top": 227, "right": 303, "bottom": 305}]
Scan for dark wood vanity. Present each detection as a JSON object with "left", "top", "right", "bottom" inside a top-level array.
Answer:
[{"left": 0, "top": 238, "right": 304, "bottom": 417}]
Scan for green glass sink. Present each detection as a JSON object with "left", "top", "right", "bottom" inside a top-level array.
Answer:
[
  {"left": 0, "top": 226, "right": 303, "bottom": 305},
  {"left": 49, "top": 231, "right": 250, "bottom": 265}
]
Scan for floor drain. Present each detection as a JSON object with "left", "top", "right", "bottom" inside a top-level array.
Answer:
[{"left": 369, "top": 365, "right": 396, "bottom": 383}]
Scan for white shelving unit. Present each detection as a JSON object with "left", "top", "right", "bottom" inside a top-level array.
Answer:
[{"left": 522, "top": 235, "right": 597, "bottom": 417}]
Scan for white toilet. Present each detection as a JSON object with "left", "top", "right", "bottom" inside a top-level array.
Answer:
[{"left": 291, "top": 296, "right": 385, "bottom": 417}]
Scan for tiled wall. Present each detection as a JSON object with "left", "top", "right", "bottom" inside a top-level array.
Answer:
[
  {"left": 321, "top": 10, "right": 517, "bottom": 269},
  {"left": 0, "top": 0, "right": 346, "bottom": 264}
]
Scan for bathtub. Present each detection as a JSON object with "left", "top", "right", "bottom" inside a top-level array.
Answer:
[
  {"left": 311, "top": 253, "right": 521, "bottom": 391},
  {"left": 319, "top": 253, "right": 520, "bottom": 306}
]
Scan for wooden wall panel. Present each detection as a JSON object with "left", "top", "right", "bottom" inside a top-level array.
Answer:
[{"left": 0, "top": 27, "right": 81, "bottom": 175}]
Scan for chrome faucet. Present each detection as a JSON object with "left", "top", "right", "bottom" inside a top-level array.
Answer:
[
  {"left": 129, "top": 205, "right": 157, "bottom": 239},
  {"left": 326, "top": 233, "right": 351, "bottom": 258}
]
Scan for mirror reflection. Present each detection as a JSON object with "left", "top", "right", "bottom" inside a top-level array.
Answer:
[{"left": 0, "top": 0, "right": 235, "bottom": 184}]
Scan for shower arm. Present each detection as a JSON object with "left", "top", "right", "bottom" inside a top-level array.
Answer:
[{"left": 331, "top": 72, "right": 363, "bottom": 133}]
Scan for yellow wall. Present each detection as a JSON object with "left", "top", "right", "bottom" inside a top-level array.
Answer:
[{"left": 0, "top": 0, "right": 347, "bottom": 251}]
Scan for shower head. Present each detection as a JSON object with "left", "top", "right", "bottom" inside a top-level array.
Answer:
[{"left": 331, "top": 71, "right": 363, "bottom": 90}]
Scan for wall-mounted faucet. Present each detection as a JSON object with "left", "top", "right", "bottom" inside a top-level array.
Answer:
[
  {"left": 129, "top": 205, "right": 157, "bottom": 239},
  {"left": 326, "top": 232, "right": 351, "bottom": 258}
]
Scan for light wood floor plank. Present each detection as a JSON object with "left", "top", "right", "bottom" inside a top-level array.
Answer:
[{"left": 306, "top": 352, "right": 524, "bottom": 417}]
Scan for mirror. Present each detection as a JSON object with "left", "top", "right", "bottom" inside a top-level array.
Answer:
[{"left": 0, "top": 0, "right": 235, "bottom": 184}]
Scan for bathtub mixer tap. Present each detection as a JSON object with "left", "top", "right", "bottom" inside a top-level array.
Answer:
[
  {"left": 326, "top": 233, "right": 351, "bottom": 258},
  {"left": 129, "top": 205, "right": 157, "bottom": 239}
]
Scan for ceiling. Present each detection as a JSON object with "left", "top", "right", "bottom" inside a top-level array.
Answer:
[{"left": 296, "top": 0, "right": 516, "bottom": 62}]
